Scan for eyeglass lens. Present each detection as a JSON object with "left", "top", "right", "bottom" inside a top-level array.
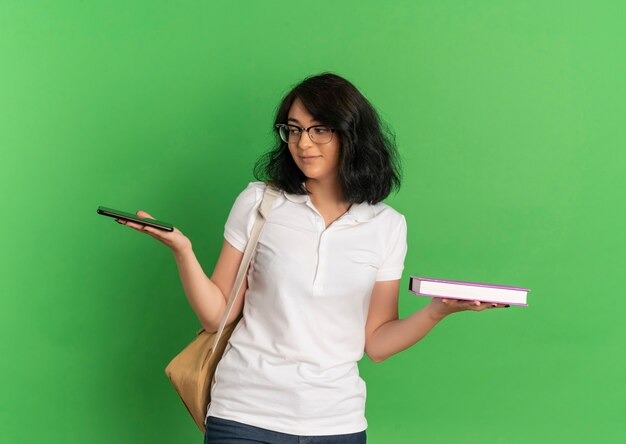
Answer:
[{"left": 278, "top": 125, "right": 333, "bottom": 144}]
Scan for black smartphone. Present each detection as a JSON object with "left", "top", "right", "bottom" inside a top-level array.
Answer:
[{"left": 97, "top": 205, "right": 174, "bottom": 232}]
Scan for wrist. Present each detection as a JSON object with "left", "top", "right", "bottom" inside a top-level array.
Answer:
[
  {"left": 173, "top": 244, "right": 194, "bottom": 259},
  {"left": 424, "top": 303, "right": 448, "bottom": 322}
]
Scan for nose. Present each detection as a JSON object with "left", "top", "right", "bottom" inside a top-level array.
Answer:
[{"left": 297, "top": 128, "right": 313, "bottom": 150}]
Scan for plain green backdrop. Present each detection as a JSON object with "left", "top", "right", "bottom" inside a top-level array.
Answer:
[{"left": 1, "top": 1, "right": 624, "bottom": 443}]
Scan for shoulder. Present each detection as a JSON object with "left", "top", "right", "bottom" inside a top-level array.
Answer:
[
  {"left": 370, "top": 202, "right": 407, "bottom": 246},
  {"left": 372, "top": 204, "right": 407, "bottom": 259},
  {"left": 235, "top": 181, "right": 268, "bottom": 200},
  {"left": 371, "top": 201, "right": 406, "bottom": 226},
  {"left": 231, "top": 181, "right": 282, "bottom": 213},
  {"left": 241, "top": 180, "right": 268, "bottom": 192}
]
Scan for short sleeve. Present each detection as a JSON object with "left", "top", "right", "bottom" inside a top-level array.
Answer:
[
  {"left": 224, "top": 182, "right": 263, "bottom": 253},
  {"left": 375, "top": 214, "right": 408, "bottom": 281}
]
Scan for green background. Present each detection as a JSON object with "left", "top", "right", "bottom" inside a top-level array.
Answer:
[{"left": 1, "top": 1, "right": 624, "bottom": 442}]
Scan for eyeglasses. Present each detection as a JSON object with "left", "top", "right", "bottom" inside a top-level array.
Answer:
[{"left": 275, "top": 124, "right": 336, "bottom": 144}]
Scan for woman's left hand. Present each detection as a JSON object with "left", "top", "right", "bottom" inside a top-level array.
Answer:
[{"left": 427, "top": 297, "right": 509, "bottom": 319}]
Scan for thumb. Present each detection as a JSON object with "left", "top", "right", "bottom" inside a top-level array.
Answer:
[{"left": 136, "top": 210, "right": 155, "bottom": 220}]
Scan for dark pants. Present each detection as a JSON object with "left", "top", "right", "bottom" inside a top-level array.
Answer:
[{"left": 204, "top": 415, "right": 367, "bottom": 444}]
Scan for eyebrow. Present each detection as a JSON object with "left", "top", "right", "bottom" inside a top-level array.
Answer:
[{"left": 287, "top": 117, "right": 321, "bottom": 125}]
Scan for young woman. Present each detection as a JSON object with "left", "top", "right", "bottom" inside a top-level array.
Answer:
[{"left": 116, "top": 72, "right": 507, "bottom": 443}]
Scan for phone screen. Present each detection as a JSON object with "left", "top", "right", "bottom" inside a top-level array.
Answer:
[{"left": 97, "top": 206, "right": 174, "bottom": 231}]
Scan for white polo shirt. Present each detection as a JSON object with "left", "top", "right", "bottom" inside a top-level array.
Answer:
[{"left": 206, "top": 181, "right": 407, "bottom": 436}]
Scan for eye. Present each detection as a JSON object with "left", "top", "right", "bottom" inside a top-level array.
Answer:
[{"left": 314, "top": 126, "right": 330, "bottom": 134}]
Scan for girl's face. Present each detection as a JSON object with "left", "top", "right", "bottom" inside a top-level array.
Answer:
[{"left": 286, "top": 97, "right": 341, "bottom": 183}]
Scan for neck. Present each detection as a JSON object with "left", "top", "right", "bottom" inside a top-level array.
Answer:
[{"left": 305, "top": 177, "right": 349, "bottom": 209}]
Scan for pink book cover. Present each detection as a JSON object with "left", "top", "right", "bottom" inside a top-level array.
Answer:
[{"left": 408, "top": 275, "right": 530, "bottom": 307}]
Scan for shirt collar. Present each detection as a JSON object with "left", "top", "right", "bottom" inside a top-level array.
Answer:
[{"left": 282, "top": 182, "right": 376, "bottom": 223}]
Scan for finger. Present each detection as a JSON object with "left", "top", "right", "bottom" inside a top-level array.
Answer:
[
  {"left": 465, "top": 300, "right": 482, "bottom": 310},
  {"left": 117, "top": 218, "right": 141, "bottom": 230},
  {"left": 454, "top": 299, "right": 479, "bottom": 307},
  {"left": 118, "top": 218, "right": 156, "bottom": 235},
  {"left": 136, "top": 210, "right": 155, "bottom": 220},
  {"left": 138, "top": 224, "right": 159, "bottom": 235},
  {"left": 137, "top": 225, "right": 161, "bottom": 238}
]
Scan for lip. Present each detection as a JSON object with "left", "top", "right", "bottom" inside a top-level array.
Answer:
[{"left": 301, "top": 156, "right": 320, "bottom": 161}]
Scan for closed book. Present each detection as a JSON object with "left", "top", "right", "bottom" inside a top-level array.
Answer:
[{"left": 408, "top": 276, "right": 530, "bottom": 306}]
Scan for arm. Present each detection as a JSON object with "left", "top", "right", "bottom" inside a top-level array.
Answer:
[
  {"left": 364, "top": 281, "right": 507, "bottom": 363},
  {"left": 173, "top": 239, "right": 248, "bottom": 333},
  {"left": 364, "top": 279, "right": 446, "bottom": 363}
]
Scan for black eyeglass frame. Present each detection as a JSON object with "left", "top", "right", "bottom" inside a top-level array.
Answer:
[{"left": 275, "top": 123, "right": 336, "bottom": 144}]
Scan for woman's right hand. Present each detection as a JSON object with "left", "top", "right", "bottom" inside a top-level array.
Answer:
[{"left": 115, "top": 210, "right": 192, "bottom": 255}]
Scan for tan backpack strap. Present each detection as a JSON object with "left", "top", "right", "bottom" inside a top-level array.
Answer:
[{"left": 213, "top": 184, "right": 280, "bottom": 348}]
